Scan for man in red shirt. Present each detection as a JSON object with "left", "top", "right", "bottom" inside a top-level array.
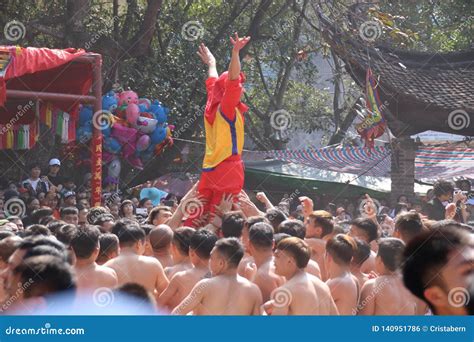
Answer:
[{"left": 187, "top": 33, "right": 250, "bottom": 226}]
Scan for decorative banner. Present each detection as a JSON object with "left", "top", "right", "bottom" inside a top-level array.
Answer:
[
  {"left": 355, "top": 68, "right": 387, "bottom": 149},
  {"left": 243, "top": 145, "right": 474, "bottom": 180},
  {"left": 91, "top": 132, "right": 103, "bottom": 207}
]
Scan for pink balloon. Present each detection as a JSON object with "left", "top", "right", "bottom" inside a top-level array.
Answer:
[
  {"left": 136, "top": 134, "right": 151, "bottom": 152},
  {"left": 111, "top": 123, "right": 138, "bottom": 144},
  {"left": 118, "top": 90, "right": 139, "bottom": 106},
  {"left": 126, "top": 103, "right": 140, "bottom": 126}
]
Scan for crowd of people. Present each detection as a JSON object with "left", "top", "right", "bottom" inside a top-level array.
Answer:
[
  {"left": 0, "top": 161, "right": 473, "bottom": 315},
  {"left": 0, "top": 33, "right": 472, "bottom": 316}
]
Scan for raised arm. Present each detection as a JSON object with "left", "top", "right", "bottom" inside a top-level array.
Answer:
[
  {"left": 197, "top": 43, "right": 218, "bottom": 78},
  {"left": 228, "top": 33, "right": 250, "bottom": 80},
  {"left": 220, "top": 33, "right": 251, "bottom": 119},
  {"left": 157, "top": 275, "right": 180, "bottom": 310},
  {"left": 168, "top": 182, "right": 199, "bottom": 230}
]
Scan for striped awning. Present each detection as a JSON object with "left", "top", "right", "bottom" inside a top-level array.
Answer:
[{"left": 243, "top": 145, "right": 474, "bottom": 180}]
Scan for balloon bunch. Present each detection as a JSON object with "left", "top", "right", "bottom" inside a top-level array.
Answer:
[{"left": 76, "top": 90, "right": 174, "bottom": 179}]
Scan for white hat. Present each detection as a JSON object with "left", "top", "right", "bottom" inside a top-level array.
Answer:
[{"left": 49, "top": 158, "right": 61, "bottom": 166}]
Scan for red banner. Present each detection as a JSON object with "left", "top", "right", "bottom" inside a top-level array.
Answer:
[{"left": 91, "top": 131, "right": 102, "bottom": 207}]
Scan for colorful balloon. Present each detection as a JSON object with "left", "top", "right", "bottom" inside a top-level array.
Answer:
[
  {"left": 108, "top": 158, "right": 121, "bottom": 179},
  {"left": 136, "top": 134, "right": 151, "bottom": 152}
]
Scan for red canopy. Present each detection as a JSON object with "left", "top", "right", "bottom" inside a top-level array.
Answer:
[
  {"left": 0, "top": 46, "right": 103, "bottom": 207},
  {"left": 0, "top": 46, "right": 92, "bottom": 122}
]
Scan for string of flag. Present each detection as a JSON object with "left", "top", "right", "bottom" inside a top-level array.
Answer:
[{"left": 243, "top": 145, "right": 474, "bottom": 180}]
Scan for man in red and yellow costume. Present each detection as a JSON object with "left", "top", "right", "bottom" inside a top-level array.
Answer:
[{"left": 188, "top": 33, "right": 250, "bottom": 225}]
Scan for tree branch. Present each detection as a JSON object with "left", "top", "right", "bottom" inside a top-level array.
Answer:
[
  {"left": 28, "top": 22, "right": 65, "bottom": 39},
  {"left": 253, "top": 52, "right": 274, "bottom": 104},
  {"left": 126, "top": 0, "right": 163, "bottom": 57},
  {"left": 327, "top": 97, "right": 360, "bottom": 145}
]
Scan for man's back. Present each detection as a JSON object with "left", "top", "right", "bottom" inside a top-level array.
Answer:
[
  {"left": 360, "top": 250, "right": 376, "bottom": 274},
  {"left": 359, "top": 275, "right": 416, "bottom": 315},
  {"left": 165, "top": 261, "right": 193, "bottom": 280},
  {"left": 161, "top": 267, "right": 210, "bottom": 310},
  {"left": 155, "top": 254, "right": 173, "bottom": 268},
  {"left": 305, "top": 259, "right": 321, "bottom": 279},
  {"left": 104, "top": 253, "right": 168, "bottom": 295},
  {"left": 75, "top": 264, "right": 118, "bottom": 292},
  {"left": 195, "top": 275, "right": 262, "bottom": 315},
  {"left": 305, "top": 238, "right": 327, "bottom": 279},
  {"left": 253, "top": 260, "right": 284, "bottom": 302},
  {"left": 326, "top": 273, "right": 358, "bottom": 315},
  {"left": 279, "top": 272, "right": 338, "bottom": 315}
]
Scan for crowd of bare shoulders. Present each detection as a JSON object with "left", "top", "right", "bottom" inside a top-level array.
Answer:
[{"left": 0, "top": 176, "right": 473, "bottom": 316}]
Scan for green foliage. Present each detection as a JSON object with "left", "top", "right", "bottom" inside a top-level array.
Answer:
[{"left": 378, "top": 0, "right": 473, "bottom": 52}]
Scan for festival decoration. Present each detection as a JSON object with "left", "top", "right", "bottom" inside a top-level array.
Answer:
[
  {"left": 75, "top": 89, "right": 174, "bottom": 180},
  {"left": 355, "top": 68, "right": 387, "bottom": 149}
]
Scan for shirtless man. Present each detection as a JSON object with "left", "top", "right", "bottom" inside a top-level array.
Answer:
[
  {"left": 393, "top": 211, "right": 425, "bottom": 245},
  {"left": 277, "top": 219, "right": 321, "bottom": 278},
  {"left": 158, "top": 229, "right": 218, "bottom": 311},
  {"left": 325, "top": 234, "right": 358, "bottom": 315},
  {"left": 402, "top": 224, "right": 472, "bottom": 315},
  {"left": 265, "top": 237, "right": 338, "bottom": 315},
  {"left": 299, "top": 197, "right": 333, "bottom": 281},
  {"left": 350, "top": 238, "right": 370, "bottom": 290},
  {"left": 358, "top": 238, "right": 416, "bottom": 315},
  {"left": 172, "top": 237, "right": 262, "bottom": 315},
  {"left": 248, "top": 222, "right": 285, "bottom": 302},
  {"left": 149, "top": 224, "right": 174, "bottom": 268},
  {"left": 348, "top": 217, "right": 379, "bottom": 274},
  {"left": 165, "top": 227, "right": 194, "bottom": 278},
  {"left": 104, "top": 219, "right": 169, "bottom": 297},
  {"left": 96, "top": 233, "right": 119, "bottom": 265},
  {"left": 71, "top": 225, "right": 118, "bottom": 291},
  {"left": 238, "top": 216, "right": 269, "bottom": 278}
]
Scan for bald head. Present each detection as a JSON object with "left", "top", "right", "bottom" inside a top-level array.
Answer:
[{"left": 149, "top": 224, "right": 173, "bottom": 252}]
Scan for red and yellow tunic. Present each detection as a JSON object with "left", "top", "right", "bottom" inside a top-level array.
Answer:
[
  {"left": 192, "top": 73, "right": 248, "bottom": 223},
  {"left": 202, "top": 106, "right": 244, "bottom": 170}
]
